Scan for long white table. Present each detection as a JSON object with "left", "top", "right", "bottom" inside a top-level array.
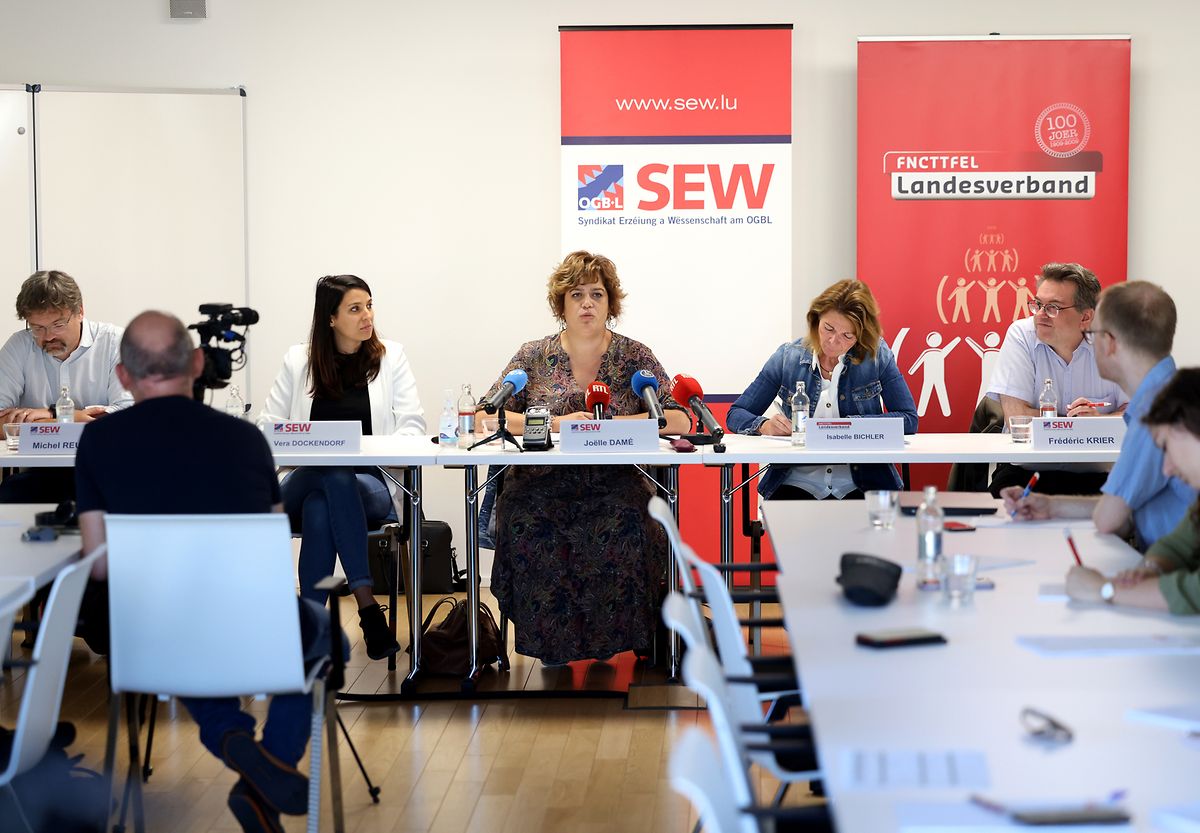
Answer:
[
  {"left": 763, "top": 500, "right": 1200, "bottom": 832},
  {"left": 0, "top": 503, "right": 81, "bottom": 589}
]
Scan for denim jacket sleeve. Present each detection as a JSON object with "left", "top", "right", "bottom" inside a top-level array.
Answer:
[
  {"left": 727, "top": 341, "right": 798, "bottom": 435},
  {"left": 874, "top": 340, "right": 919, "bottom": 434}
]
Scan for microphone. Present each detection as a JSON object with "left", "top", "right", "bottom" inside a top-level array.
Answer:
[
  {"left": 479, "top": 369, "right": 528, "bottom": 414},
  {"left": 585, "top": 381, "right": 611, "bottom": 420},
  {"left": 671, "top": 374, "right": 724, "bottom": 442},
  {"left": 630, "top": 370, "right": 666, "bottom": 429}
]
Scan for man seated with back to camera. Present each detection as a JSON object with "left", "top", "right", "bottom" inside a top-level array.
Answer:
[
  {"left": 986, "top": 262, "right": 1129, "bottom": 497},
  {"left": 76, "top": 310, "right": 337, "bottom": 833},
  {"left": 0, "top": 270, "right": 132, "bottom": 502},
  {"left": 1003, "top": 281, "right": 1196, "bottom": 549}
]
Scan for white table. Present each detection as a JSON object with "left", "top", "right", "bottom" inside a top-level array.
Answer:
[
  {"left": 763, "top": 501, "right": 1200, "bottom": 832},
  {"left": 0, "top": 504, "right": 81, "bottom": 589}
]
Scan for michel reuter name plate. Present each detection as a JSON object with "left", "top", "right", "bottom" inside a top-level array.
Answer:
[
  {"left": 18, "top": 422, "right": 85, "bottom": 454},
  {"left": 1032, "top": 415, "right": 1125, "bottom": 451},
  {"left": 264, "top": 421, "right": 362, "bottom": 453},
  {"left": 806, "top": 417, "right": 904, "bottom": 450},
  {"left": 558, "top": 419, "right": 660, "bottom": 453}
]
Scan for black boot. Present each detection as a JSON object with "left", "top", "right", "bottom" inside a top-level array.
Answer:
[{"left": 358, "top": 603, "right": 400, "bottom": 661}]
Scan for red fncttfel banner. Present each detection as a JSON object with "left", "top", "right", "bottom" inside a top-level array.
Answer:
[{"left": 857, "top": 37, "right": 1130, "bottom": 470}]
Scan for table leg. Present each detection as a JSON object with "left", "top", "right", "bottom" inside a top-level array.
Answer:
[
  {"left": 463, "top": 464, "right": 481, "bottom": 692},
  {"left": 401, "top": 466, "right": 423, "bottom": 695},
  {"left": 720, "top": 463, "right": 734, "bottom": 591},
  {"left": 666, "top": 465, "right": 681, "bottom": 682}
]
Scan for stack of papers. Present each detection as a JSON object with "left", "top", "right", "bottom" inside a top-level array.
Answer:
[
  {"left": 1017, "top": 634, "right": 1200, "bottom": 657},
  {"left": 840, "top": 748, "right": 989, "bottom": 791}
]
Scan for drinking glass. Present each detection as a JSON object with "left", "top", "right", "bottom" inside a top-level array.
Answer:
[
  {"left": 1009, "top": 415, "right": 1034, "bottom": 444},
  {"left": 865, "top": 490, "right": 899, "bottom": 529},
  {"left": 943, "top": 553, "right": 979, "bottom": 604},
  {"left": 4, "top": 423, "right": 20, "bottom": 451}
]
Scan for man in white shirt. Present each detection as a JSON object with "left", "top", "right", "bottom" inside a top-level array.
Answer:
[
  {"left": 0, "top": 270, "right": 131, "bottom": 502},
  {"left": 986, "top": 262, "right": 1129, "bottom": 496}
]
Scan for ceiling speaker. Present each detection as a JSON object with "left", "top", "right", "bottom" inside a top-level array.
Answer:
[{"left": 170, "top": 0, "right": 206, "bottom": 19}]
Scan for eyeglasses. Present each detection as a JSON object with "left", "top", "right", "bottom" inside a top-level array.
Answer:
[
  {"left": 1027, "top": 299, "right": 1078, "bottom": 318},
  {"left": 26, "top": 316, "right": 73, "bottom": 338},
  {"left": 1083, "top": 328, "right": 1111, "bottom": 339},
  {"left": 1021, "top": 707, "right": 1073, "bottom": 744}
]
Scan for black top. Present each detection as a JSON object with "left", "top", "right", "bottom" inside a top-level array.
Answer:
[
  {"left": 75, "top": 396, "right": 281, "bottom": 515},
  {"left": 310, "top": 354, "right": 373, "bottom": 435}
]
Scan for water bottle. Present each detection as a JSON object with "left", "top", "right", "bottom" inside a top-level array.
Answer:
[
  {"left": 916, "top": 485, "right": 944, "bottom": 584},
  {"left": 55, "top": 385, "right": 74, "bottom": 424},
  {"left": 790, "top": 380, "right": 809, "bottom": 447},
  {"left": 224, "top": 385, "right": 246, "bottom": 420},
  {"left": 438, "top": 389, "right": 457, "bottom": 446},
  {"left": 1038, "top": 377, "right": 1058, "bottom": 417},
  {"left": 457, "top": 384, "right": 476, "bottom": 449}
]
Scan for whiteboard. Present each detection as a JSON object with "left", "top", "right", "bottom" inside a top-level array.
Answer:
[
  {"left": 0, "top": 86, "right": 35, "bottom": 318},
  {"left": 34, "top": 88, "right": 249, "bottom": 398}
]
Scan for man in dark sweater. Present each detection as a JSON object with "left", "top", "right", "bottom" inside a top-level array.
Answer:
[{"left": 77, "top": 310, "right": 315, "bottom": 833}]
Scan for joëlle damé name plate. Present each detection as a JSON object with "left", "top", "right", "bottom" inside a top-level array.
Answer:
[
  {"left": 1033, "top": 415, "right": 1125, "bottom": 451},
  {"left": 558, "top": 419, "right": 659, "bottom": 452},
  {"left": 806, "top": 417, "right": 903, "bottom": 450},
  {"left": 264, "top": 421, "right": 362, "bottom": 452},
  {"left": 18, "top": 422, "right": 85, "bottom": 453}
]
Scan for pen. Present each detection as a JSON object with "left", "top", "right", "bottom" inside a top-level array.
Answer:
[
  {"left": 1063, "top": 528, "right": 1084, "bottom": 566},
  {"left": 1083, "top": 401, "right": 1111, "bottom": 408},
  {"left": 1010, "top": 471, "right": 1040, "bottom": 518}
]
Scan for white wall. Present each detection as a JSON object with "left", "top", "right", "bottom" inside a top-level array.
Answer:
[{"left": 2, "top": 0, "right": 1197, "bottom": 551}]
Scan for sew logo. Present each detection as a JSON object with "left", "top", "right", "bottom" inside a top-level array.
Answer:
[
  {"left": 570, "top": 423, "right": 603, "bottom": 432},
  {"left": 273, "top": 423, "right": 312, "bottom": 434},
  {"left": 1046, "top": 420, "right": 1075, "bottom": 430},
  {"left": 28, "top": 425, "right": 61, "bottom": 434},
  {"left": 578, "top": 165, "right": 624, "bottom": 211}
]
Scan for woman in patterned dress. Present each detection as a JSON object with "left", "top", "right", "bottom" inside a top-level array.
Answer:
[{"left": 480, "top": 251, "right": 690, "bottom": 665}]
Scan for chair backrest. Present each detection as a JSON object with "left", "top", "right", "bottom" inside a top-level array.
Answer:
[
  {"left": 662, "top": 592, "right": 708, "bottom": 654},
  {"left": 669, "top": 728, "right": 750, "bottom": 833},
  {"left": 106, "top": 514, "right": 306, "bottom": 698},
  {"left": 0, "top": 549, "right": 102, "bottom": 784},
  {"left": 646, "top": 496, "right": 699, "bottom": 595},
  {"left": 0, "top": 578, "right": 34, "bottom": 667}
]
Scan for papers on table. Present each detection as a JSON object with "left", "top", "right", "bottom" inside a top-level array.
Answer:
[
  {"left": 1037, "top": 583, "right": 1069, "bottom": 602},
  {"left": 897, "top": 801, "right": 1132, "bottom": 832},
  {"left": 1126, "top": 704, "right": 1200, "bottom": 733},
  {"left": 970, "top": 516, "right": 1096, "bottom": 529},
  {"left": 1155, "top": 801, "right": 1200, "bottom": 833},
  {"left": 840, "top": 748, "right": 989, "bottom": 791},
  {"left": 1018, "top": 634, "right": 1200, "bottom": 657}
]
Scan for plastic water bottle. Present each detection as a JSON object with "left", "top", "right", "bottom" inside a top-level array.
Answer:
[
  {"left": 1038, "top": 378, "right": 1058, "bottom": 417},
  {"left": 790, "top": 381, "right": 809, "bottom": 447},
  {"left": 916, "top": 485, "right": 944, "bottom": 584},
  {"left": 55, "top": 385, "right": 74, "bottom": 424},
  {"left": 224, "top": 385, "right": 246, "bottom": 420},
  {"left": 438, "top": 389, "right": 457, "bottom": 446},
  {"left": 457, "top": 384, "right": 476, "bottom": 449}
]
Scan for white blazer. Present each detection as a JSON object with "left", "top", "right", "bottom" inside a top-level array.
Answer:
[{"left": 257, "top": 340, "right": 426, "bottom": 437}]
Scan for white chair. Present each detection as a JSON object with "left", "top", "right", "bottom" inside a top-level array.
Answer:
[
  {"left": 670, "top": 729, "right": 744, "bottom": 833},
  {"left": 0, "top": 549, "right": 103, "bottom": 833},
  {"left": 663, "top": 593, "right": 822, "bottom": 808},
  {"left": 103, "top": 514, "right": 345, "bottom": 833},
  {"left": 0, "top": 578, "right": 34, "bottom": 669}
]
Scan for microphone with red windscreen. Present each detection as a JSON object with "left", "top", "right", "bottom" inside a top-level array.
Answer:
[
  {"left": 585, "top": 381, "right": 612, "bottom": 420},
  {"left": 672, "top": 373, "right": 725, "bottom": 446}
]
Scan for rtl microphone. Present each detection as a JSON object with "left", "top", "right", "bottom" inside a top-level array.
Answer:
[
  {"left": 630, "top": 370, "right": 666, "bottom": 429},
  {"left": 585, "top": 381, "right": 611, "bottom": 420},
  {"left": 479, "top": 369, "right": 528, "bottom": 414},
  {"left": 671, "top": 374, "right": 724, "bottom": 442}
]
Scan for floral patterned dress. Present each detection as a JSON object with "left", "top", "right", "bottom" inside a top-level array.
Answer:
[{"left": 482, "top": 332, "right": 686, "bottom": 663}]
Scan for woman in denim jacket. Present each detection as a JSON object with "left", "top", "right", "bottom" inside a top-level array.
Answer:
[{"left": 727, "top": 279, "right": 918, "bottom": 500}]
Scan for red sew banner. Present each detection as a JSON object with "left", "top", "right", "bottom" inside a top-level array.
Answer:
[{"left": 857, "top": 37, "right": 1130, "bottom": 445}]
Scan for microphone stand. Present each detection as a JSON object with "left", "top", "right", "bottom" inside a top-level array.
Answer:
[
  {"left": 682, "top": 414, "right": 726, "bottom": 453},
  {"left": 468, "top": 405, "right": 523, "bottom": 452}
]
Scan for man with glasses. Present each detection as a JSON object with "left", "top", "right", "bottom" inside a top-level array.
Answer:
[
  {"left": 1003, "top": 281, "right": 1194, "bottom": 548},
  {"left": 986, "top": 262, "right": 1129, "bottom": 496},
  {"left": 0, "top": 270, "right": 131, "bottom": 501}
]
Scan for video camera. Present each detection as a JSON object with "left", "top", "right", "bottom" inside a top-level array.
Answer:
[{"left": 188, "top": 303, "right": 259, "bottom": 401}]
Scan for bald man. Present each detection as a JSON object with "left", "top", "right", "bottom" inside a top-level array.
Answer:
[{"left": 75, "top": 311, "right": 320, "bottom": 833}]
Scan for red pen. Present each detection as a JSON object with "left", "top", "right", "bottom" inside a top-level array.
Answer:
[
  {"left": 1083, "top": 401, "right": 1111, "bottom": 408},
  {"left": 1009, "top": 471, "right": 1040, "bottom": 518},
  {"left": 1063, "top": 528, "right": 1084, "bottom": 566}
]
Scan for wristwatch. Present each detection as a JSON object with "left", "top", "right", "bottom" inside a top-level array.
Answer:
[
  {"left": 1099, "top": 581, "right": 1116, "bottom": 603},
  {"left": 47, "top": 404, "right": 55, "bottom": 418}
]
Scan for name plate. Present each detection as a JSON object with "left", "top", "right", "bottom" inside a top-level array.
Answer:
[
  {"left": 806, "top": 417, "right": 904, "bottom": 450},
  {"left": 265, "top": 421, "right": 362, "bottom": 452},
  {"left": 558, "top": 419, "right": 660, "bottom": 452},
  {"left": 18, "top": 422, "right": 85, "bottom": 453},
  {"left": 1032, "top": 415, "right": 1125, "bottom": 450}
]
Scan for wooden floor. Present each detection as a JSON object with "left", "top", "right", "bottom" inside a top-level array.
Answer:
[{"left": 2, "top": 590, "right": 816, "bottom": 833}]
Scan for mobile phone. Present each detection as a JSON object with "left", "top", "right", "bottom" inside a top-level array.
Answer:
[
  {"left": 855, "top": 628, "right": 947, "bottom": 649},
  {"left": 1010, "top": 806, "right": 1130, "bottom": 825},
  {"left": 944, "top": 521, "right": 976, "bottom": 532}
]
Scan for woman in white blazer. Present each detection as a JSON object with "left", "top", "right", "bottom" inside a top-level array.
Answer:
[{"left": 259, "top": 275, "right": 425, "bottom": 661}]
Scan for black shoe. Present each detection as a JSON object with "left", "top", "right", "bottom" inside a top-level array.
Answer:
[
  {"left": 358, "top": 603, "right": 400, "bottom": 661},
  {"left": 220, "top": 731, "right": 308, "bottom": 816},
  {"left": 228, "top": 779, "right": 285, "bottom": 833}
]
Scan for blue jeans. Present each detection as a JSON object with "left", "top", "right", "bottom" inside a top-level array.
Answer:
[
  {"left": 180, "top": 599, "right": 346, "bottom": 766},
  {"left": 281, "top": 467, "right": 396, "bottom": 604}
]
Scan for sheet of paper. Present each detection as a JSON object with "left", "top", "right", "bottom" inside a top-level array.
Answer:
[
  {"left": 970, "top": 516, "right": 1096, "bottom": 530},
  {"left": 1037, "top": 583, "right": 1069, "bottom": 602},
  {"left": 1126, "top": 704, "right": 1200, "bottom": 733},
  {"left": 898, "top": 801, "right": 1132, "bottom": 832},
  {"left": 839, "top": 748, "right": 989, "bottom": 791},
  {"left": 1154, "top": 801, "right": 1200, "bottom": 833},
  {"left": 1018, "top": 634, "right": 1200, "bottom": 657}
]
